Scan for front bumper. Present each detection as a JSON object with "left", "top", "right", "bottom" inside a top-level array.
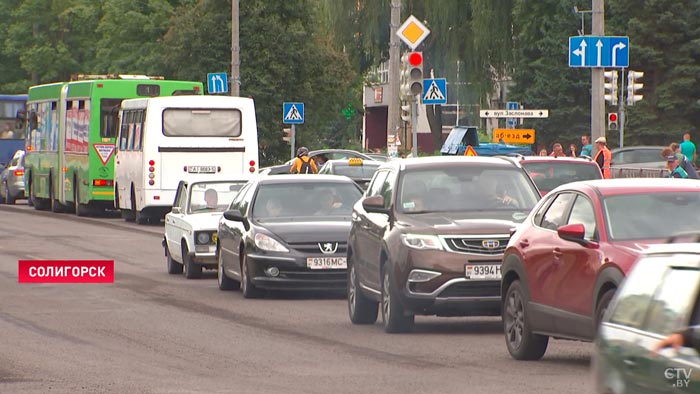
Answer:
[{"left": 246, "top": 253, "right": 346, "bottom": 291}]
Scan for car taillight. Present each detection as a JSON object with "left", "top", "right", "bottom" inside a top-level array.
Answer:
[
  {"left": 93, "top": 179, "right": 114, "bottom": 187},
  {"left": 14, "top": 169, "right": 24, "bottom": 177}
]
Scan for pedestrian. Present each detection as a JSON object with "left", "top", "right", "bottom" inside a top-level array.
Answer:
[
  {"left": 593, "top": 137, "right": 612, "bottom": 179},
  {"left": 680, "top": 132, "right": 697, "bottom": 162},
  {"left": 0, "top": 124, "right": 14, "bottom": 139},
  {"left": 549, "top": 143, "right": 566, "bottom": 157},
  {"left": 662, "top": 146, "right": 698, "bottom": 179},
  {"left": 290, "top": 147, "right": 318, "bottom": 174},
  {"left": 580, "top": 135, "right": 592, "bottom": 157},
  {"left": 569, "top": 143, "right": 577, "bottom": 157},
  {"left": 666, "top": 154, "right": 689, "bottom": 178},
  {"left": 538, "top": 148, "right": 547, "bottom": 156}
]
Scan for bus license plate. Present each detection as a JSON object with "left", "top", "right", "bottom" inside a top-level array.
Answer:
[
  {"left": 307, "top": 257, "right": 347, "bottom": 270},
  {"left": 188, "top": 166, "right": 216, "bottom": 174},
  {"left": 465, "top": 264, "right": 501, "bottom": 280}
]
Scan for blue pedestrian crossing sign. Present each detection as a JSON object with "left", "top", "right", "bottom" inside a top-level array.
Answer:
[
  {"left": 421, "top": 78, "right": 447, "bottom": 105},
  {"left": 568, "top": 36, "right": 629, "bottom": 68},
  {"left": 207, "top": 72, "right": 228, "bottom": 94},
  {"left": 283, "top": 102, "right": 304, "bottom": 124},
  {"left": 506, "top": 102, "right": 519, "bottom": 128}
]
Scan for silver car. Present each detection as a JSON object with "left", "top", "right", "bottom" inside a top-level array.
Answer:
[{"left": 0, "top": 150, "right": 25, "bottom": 204}]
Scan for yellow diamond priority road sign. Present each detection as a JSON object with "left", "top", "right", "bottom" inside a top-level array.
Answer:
[{"left": 397, "top": 15, "right": 431, "bottom": 50}]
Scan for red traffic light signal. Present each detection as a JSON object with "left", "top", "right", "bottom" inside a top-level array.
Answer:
[
  {"left": 607, "top": 113, "right": 619, "bottom": 130},
  {"left": 408, "top": 52, "right": 423, "bottom": 66},
  {"left": 608, "top": 113, "right": 618, "bottom": 122}
]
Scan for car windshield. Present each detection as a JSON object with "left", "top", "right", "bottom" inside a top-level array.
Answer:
[
  {"left": 330, "top": 163, "right": 380, "bottom": 179},
  {"left": 398, "top": 166, "right": 540, "bottom": 213},
  {"left": 604, "top": 192, "right": 700, "bottom": 240},
  {"left": 522, "top": 162, "right": 601, "bottom": 191},
  {"left": 188, "top": 181, "right": 247, "bottom": 213},
  {"left": 252, "top": 182, "right": 363, "bottom": 220}
]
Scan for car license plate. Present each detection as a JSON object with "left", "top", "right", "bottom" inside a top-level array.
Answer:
[
  {"left": 306, "top": 257, "right": 347, "bottom": 270},
  {"left": 187, "top": 166, "right": 216, "bottom": 174},
  {"left": 465, "top": 264, "right": 501, "bottom": 280}
]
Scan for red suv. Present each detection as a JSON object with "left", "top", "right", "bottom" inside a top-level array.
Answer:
[
  {"left": 514, "top": 156, "right": 603, "bottom": 196},
  {"left": 501, "top": 178, "right": 700, "bottom": 360}
]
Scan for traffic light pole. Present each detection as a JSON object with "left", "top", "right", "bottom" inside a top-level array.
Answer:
[
  {"left": 618, "top": 68, "right": 626, "bottom": 148},
  {"left": 411, "top": 95, "right": 418, "bottom": 157},
  {"left": 290, "top": 124, "right": 296, "bottom": 160},
  {"left": 591, "top": 0, "right": 605, "bottom": 156}
]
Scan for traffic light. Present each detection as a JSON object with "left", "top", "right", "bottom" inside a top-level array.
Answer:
[
  {"left": 400, "top": 100, "right": 411, "bottom": 122},
  {"left": 607, "top": 113, "right": 619, "bottom": 130},
  {"left": 407, "top": 52, "right": 423, "bottom": 96},
  {"left": 400, "top": 52, "right": 411, "bottom": 101},
  {"left": 282, "top": 128, "right": 291, "bottom": 143},
  {"left": 627, "top": 71, "right": 644, "bottom": 106},
  {"left": 604, "top": 70, "right": 618, "bottom": 105}
]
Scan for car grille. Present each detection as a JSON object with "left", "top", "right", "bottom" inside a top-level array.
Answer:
[
  {"left": 287, "top": 241, "right": 348, "bottom": 255},
  {"left": 277, "top": 266, "right": 346, "bottom": 281},
  {"left": 438, "top": 281, "right": 501, "bottom": 298},
  {"left": 442, "top": 237, "right": 509, "bottom": 255}
]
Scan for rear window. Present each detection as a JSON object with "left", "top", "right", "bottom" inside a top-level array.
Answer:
[
  {"left": 163, "top": 108, "right": 241, "bottom": 137},
  {"left": 252, "top": 182, "right": 362, "bottom": 219},
  {"left": 522, "top": 162, "right": 602, "bottom": 191},
  {"left": 613, "top": 149, "right": 662, "bottom": 165},
  {"left": 331, "top": 164, "right": 380, "bottom": 178},
  {"left": 604, "top": 192, "right": 700, "bottom": 240}
]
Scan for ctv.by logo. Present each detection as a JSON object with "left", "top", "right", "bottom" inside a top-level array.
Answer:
[{"left": 665, "top": 367, "right": 693, "bottom": 388}]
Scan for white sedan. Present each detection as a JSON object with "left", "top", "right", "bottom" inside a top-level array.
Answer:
[{"left": 163, "top": 179, "right": 248, "bottom": 279}]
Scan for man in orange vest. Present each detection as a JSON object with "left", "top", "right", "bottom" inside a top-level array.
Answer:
[{"left": 593, "top": 137, "right": 612, "bottom": 179}]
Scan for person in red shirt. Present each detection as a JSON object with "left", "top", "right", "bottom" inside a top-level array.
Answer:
[{"left": 549, "top": 143, "right": 567, "bottom": 157}]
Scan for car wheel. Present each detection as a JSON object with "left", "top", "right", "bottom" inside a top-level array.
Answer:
[
  {"left": 503, "top": 280, "right": 549, "bottom": 360},
  {"left": 182, "top": 244, "right": 202, "bottom": 279},
  {"left": 381, "top": 267, "right": 414, "bottom": 333},
  {"left": 348, "top": 263, "right": 378, "bottom": 324},
  {"left": 240, "top": 252, "right": 263, "bottom": 298},
  {"left": 165, "top": 244, "right": 183, "bottom": 275},
  {"left": 217, "top": 247, "right": 239, "bottom": 291},
  {"left": 595, "top": 288, "right": 616, "bottom": 334}
]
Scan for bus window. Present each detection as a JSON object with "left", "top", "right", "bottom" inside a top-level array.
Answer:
[
  {"left": 101, "top": 98, "right": 122, "bottom": 139},
  {"left": 162, "top": 108, "right": 242, "bottom": 137},
  {"left": 137, "top": 84, "right": 160, "bottom": 97}
]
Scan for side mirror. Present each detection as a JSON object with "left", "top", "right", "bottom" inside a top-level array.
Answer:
[
  {"left": 557, "top": 223, "right": 589, "bottom": 245},
  {"left": 362, "top": 195, "right": 390, "bottom": 215},
  {"left": 223, "top": 209, "right": 249, "bottom": 230},
  {"left": 170, "top": 206, "right": 181, "bottom": 214}
]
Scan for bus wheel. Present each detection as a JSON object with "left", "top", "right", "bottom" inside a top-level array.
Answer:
[
  {"left": 75, "top": 180, "right": 90, "bottom": 217},
  {"left": 49, "top": 177, "right": 62, "bottom": 213},
  {"left": 30, "top": 176, "right": 48, "bottom": 210},
  {"left": 120, "top": 187, "right": 135, "bottom": 222}
]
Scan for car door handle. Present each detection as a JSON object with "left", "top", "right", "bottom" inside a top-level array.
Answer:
[
  {"left": 623, "top": 358, "right": 638, "bottom": 368},
  {"left": 552, "top": 248, "right": 563, "bottom": 258},
  {"left": 519, "top": 240, "right": 530, "bottom": 248}
]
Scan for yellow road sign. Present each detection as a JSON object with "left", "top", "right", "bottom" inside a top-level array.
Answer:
[
  {"left": 397, "top": 15, "right": 431, "bottom": 50},
  {"left": 493, "top": 129, "right": 536, "bottom": 144},
  {"left": 464, "top": 145, "right": 478, "bottom": 156}
]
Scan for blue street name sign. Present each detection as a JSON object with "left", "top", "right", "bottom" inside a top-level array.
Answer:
[
  {"left": 283, "top": 102, "right": 305, "bottom": 124},
  {"left": 421, "top": 78, "right": 447, "bottom": 105},
  {"left": 568, "top": 36, "right": 629, "bottom": 68},
  {"left": 207, "top": 72, "right": 228, "bottom": 94}
]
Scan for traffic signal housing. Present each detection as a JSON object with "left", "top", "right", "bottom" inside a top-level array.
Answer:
[
  {"left": 607, "top": 113, "right": 619, "bottom": 130},
  {"left": 408, "top": 52, "right": 423, "bottom": 96},
  {"left": 282, "top": 127, "right": 291, "bottom": 143},
  {"left": 627, "top": 71, "right": 644, "bottom": 106},
  {"left": 604, "top": 70, "right": 618, "bottom": 105},
  {"left": 400, "top": 100, "right": 411, "bottom": 122}
]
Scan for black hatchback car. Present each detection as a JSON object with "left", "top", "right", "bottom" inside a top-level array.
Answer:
[
  {"left": 347, "top": 156, "right": 541, "bottom": 333},
  {"left": 216, "top": 175, "right": 364, "bottom": 298}
]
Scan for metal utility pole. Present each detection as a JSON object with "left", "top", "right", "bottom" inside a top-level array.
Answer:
[
  {"left": 618, "top": 69, "right": 626, "bottom": 147},
  {"left": 591, "top": 0, "right": 604, "bottom": 154},
  {"left": 231, "top": 0, "right": 240, "bottom": 96},
  {"left": 387, "top": 0, "right": 401, "bottom": 151}
]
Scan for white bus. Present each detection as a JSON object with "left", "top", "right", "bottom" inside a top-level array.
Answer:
[{"left": 114, "top": 95, "right": 258, "bottom": 224}]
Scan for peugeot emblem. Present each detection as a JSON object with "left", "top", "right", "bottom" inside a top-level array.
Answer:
[
  {"left": 319, "top": 242, "right": 339, "bottom": 254},
  {"left": 482, "top": 240, "right": 500, "bottom": 249}
]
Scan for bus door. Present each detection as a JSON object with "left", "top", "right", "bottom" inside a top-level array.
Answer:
[{"left": 58, "top": 85, "right": 69, "bottom": 204}]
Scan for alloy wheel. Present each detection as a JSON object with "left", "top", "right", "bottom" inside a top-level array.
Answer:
[
  {"left": 505, "top": 290, "right": 524, "bottom": 350},
  {"left": 348, "top": 266, "right": 357, "bottom": 315},
  {"left": 382, "top": 271, "right": 391, "bottom": 322}
]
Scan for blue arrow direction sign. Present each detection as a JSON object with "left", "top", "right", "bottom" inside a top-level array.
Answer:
[
  {"left": 283, "top": 102, "right": 304, "bottom": 124},
  {"left": 207, "top": 72, "right": 228, "bottom": 94},
  {"left": 568, "top": 36, "right": 629, "bottom": 68},
  {"left": 421, "top": 78, "right": 447, "bottom": 105}
]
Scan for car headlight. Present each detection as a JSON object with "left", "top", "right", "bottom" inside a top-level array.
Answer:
[
  {"left": 254, "top": 233, "right": 289, "bottom": 253},
  {"left": 196, "top": 232, "right": 212, "bottom": 245},
  {"left": 401, "top": 234, "right": 443, "bottom": 250}
]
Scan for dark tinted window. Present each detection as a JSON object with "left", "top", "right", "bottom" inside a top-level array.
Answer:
[
  {"left": 101, "top": 98, "right": 123, "bottom": 139},
  {"left": 522, "top": 162, "right": 601, "bottom": 191},
  {"left": 137, "top": 84, "right": 160, "bottom": 97}
]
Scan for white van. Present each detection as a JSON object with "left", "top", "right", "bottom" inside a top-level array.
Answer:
[{"left": 114, "top": 95, "right": 258, "bottom": 224}]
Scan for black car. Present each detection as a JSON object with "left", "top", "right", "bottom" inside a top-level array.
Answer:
[
  {"left": 260, "top": 149, "right": 377, "bottom": 175},
  {"left": 347, "top": 156, "right": 541, "bottom": 333},
  {"left": 216, "top": 175, "right": 364, "bottom": 297}
]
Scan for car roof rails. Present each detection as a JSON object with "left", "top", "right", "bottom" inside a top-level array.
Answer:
[{"left": 666, "top": 232, "right": 700, "bottom": 243}]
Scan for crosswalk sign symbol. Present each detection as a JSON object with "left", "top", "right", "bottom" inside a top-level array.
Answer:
[
  {"left": 283, "top": 102, "right": 304, "bottom": 124},
  {"left": 464, "top": 145, "right": 478, "bottom": 156},
  {"left": 422, "top": 78, "right": 447, "bottom": 105}
]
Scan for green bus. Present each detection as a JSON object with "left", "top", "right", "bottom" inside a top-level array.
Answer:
[{"left": 24, "top": 75, "right": 203, "bottom": 215}]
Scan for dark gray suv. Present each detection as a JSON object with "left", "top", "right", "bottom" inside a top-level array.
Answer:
[{"left": 346, "top": 156, "right": 541, "bottom": 333}]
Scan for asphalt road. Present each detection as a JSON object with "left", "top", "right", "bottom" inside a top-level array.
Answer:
[{"left": 0, "top": 202, "right": 593, "bottom": 394}]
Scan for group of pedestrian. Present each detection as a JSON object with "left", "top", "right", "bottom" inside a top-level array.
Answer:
[
  {"left": 539, "top": 135, "right": 611, "bottom": 179},
  {"left": 660, "top": 133, "right": 699, "bottom": 179}
]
